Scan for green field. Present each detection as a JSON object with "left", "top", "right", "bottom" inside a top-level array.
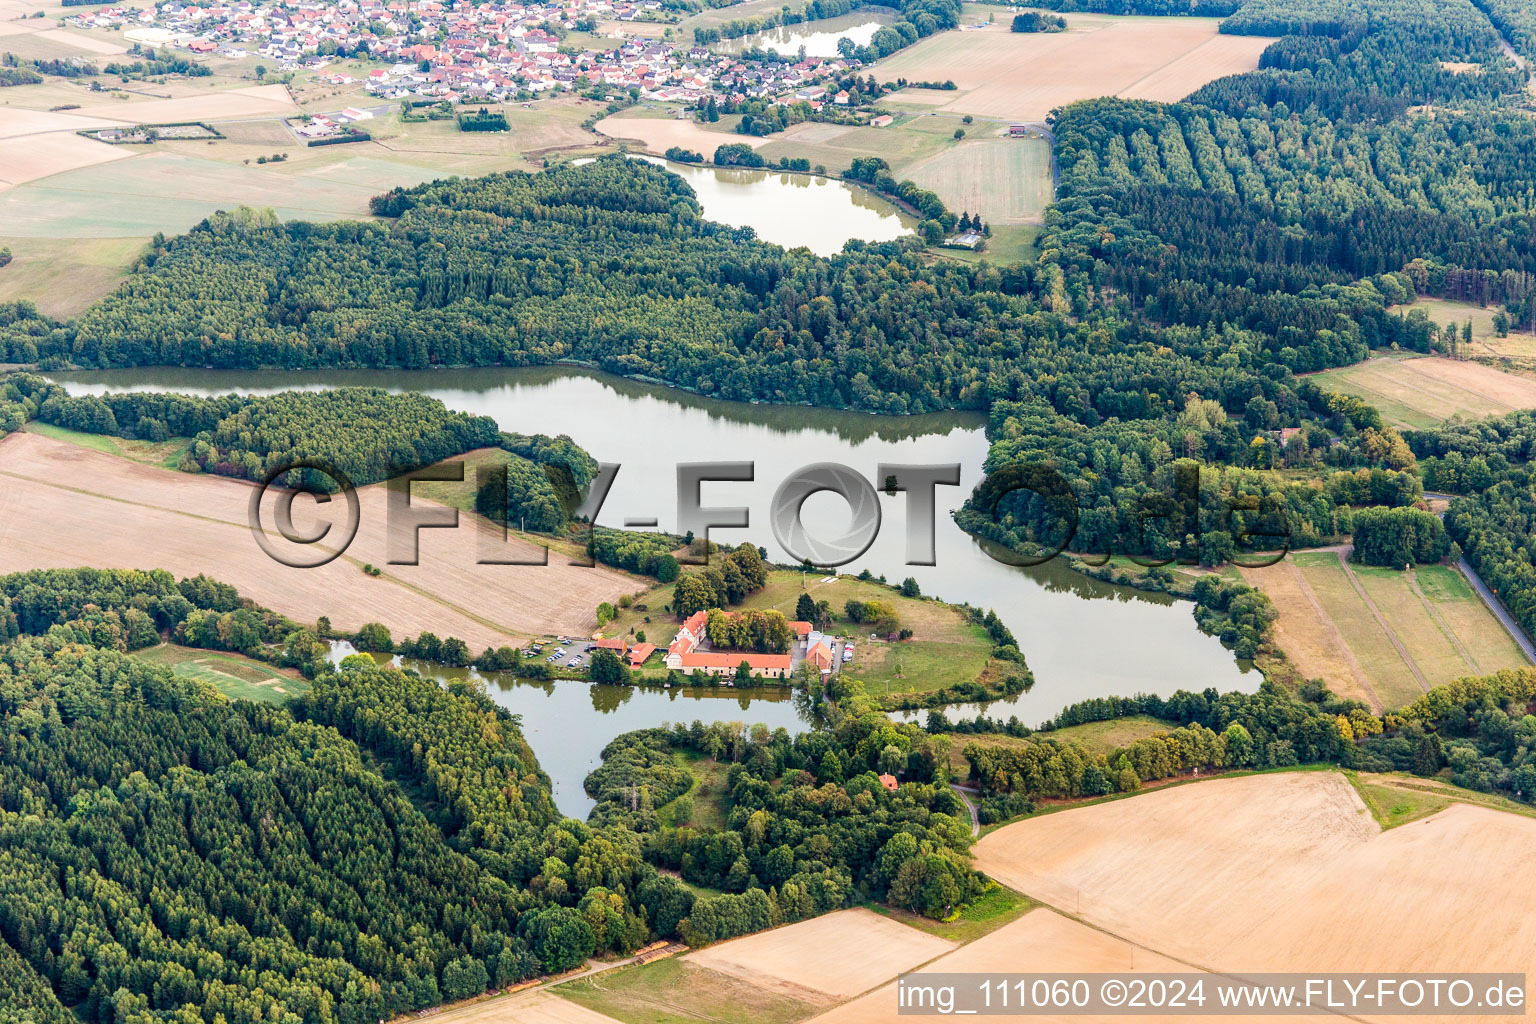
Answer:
[
  {"left": 657, "top": 749, "right": 732, "bottom": 831},
  {"left": 0, "top": 235, "right": 147, "bottom": 317},
  {"left": 1307, "top": 353, "right": 1536, "bottom": 430},
  {"left": 1289, "top": 553, "right": 1526, "bottom": 710},
  {"left": 24, "top": 421, "right": 189, "bottom": 468},
  {"left": 905, "top": 135, "right": 1052, "bottom": 224},
  {"left": 944, "top": 716, "right": 1174, "bottom": 779},
  {"left": 131, "top": 642, "right": 307, "bottom": 704},
  {"left": 561, "top": 957, "right": 822, "bottom": 1024}
]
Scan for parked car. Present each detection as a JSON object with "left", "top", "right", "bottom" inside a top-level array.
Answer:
[{"left": 567, "top": 658, "right": 581, "bottom": 667}]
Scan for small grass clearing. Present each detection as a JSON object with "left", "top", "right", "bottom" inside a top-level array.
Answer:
[
  {"left": 869, "top": 883, "right": 1035, "bottom": 945},
  {"left": 131, "top": 642, "right": 307, "bottom": 703}
]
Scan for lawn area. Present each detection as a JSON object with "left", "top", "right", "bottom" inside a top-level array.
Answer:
[
  {"left": 734, "top": 571, "right": 1006, "bottom": 697},
  {"left": 559, "top": 957, "right": 823, "bottom": 1024},
  {"left": 131, "top": 642, "right": 307, "bottom": 704},
  {"left": 1308, "top": 353, "right": 1536, "bottom": 430},
  {"left": 869, "top": 883, "right": 1034, "bottom": 946},
  {"left": 24, "top": 421, "right": 189, "bottom": 469},
  {"left": 933, "top": 223, "right": 1040, "bottom": 265}
]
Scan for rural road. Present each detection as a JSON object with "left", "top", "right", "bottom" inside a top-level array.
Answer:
[
  {"left": 1458, "top": 557, "right": 1536, "bottom": 663},
  {"left": 1423, "top": 492, "right": 1536, "bottom": 663},
  {"left": 952, "top": 783, "right": 981, "bottom": 837}
]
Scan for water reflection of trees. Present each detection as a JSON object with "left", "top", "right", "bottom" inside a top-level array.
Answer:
[{"left": 50, "top": 364, "right": 986, "bottom": 445}]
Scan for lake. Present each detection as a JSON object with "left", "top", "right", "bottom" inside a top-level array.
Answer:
[
  {"left": 722, "top": 13, "right": 889, "bottom": 57},
  {"left": 51, "top": 365, "right": 1255, "bottom": 815},
  {"left": 633, "top": 156, "right": 914, "bottom": 255}
]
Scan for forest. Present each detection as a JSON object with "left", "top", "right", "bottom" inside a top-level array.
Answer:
[
  {"left": 0, "top": 567, "right": 993, "bottom": 1019},
  {"left": 586, "top": 680, "right": 984, "bottom": 927}
]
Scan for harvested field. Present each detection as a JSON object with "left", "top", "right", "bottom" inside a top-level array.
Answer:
[
  {"left": 972, "top": 771, "right": 1536, "bottom": 1012},
  {"left": 32, "top": 27, "right": 126, "bottom": 54},
  {"left": 871, "top": 17, "right": 1273, "bottom": 120},
  {"left": 0, "top": 106, "right": 120, "bottom": 140},
  {"left": 1310, "top": 354, "right": 1536, "bottom": 429},
  {"left": 426, "top": 989, "right": 624, "bottom": 1024},
  {"left": 685, "top": 908, "right": 955, "bottom": 1002},
  {"left": 904, "top": 136, "right": 1051, "bottom": 223},
  {"left": 73, "top": 84, "right": 297, "bottom": 123},
  {"left": 0, "top": 431, "right": 633, "bottom": 648},
  {"left": 594, "top": 113, "right": 761, "bottom": 153},
  {"left": 808, "top": 908, "right": 1337, "bottom": 1024},
  {"left": 0, "top": 129, "right": 131, "bottom": 187}
]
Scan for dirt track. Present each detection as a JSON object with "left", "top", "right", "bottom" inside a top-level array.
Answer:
[{"left": 0, "top": 431, "right": 632, "bottom": 648}]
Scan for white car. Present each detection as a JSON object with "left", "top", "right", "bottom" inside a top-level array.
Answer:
[{"left": 567, "top": 658, "right": 581, "bottom": 667}]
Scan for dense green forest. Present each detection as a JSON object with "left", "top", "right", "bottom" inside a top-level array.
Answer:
[
  {"left": 587, "top": 681, "right": 985, "bottom": 928},
  {"left": 0, "top": 568, "right": 997, "bottom": 1017},
  {"left": 942, "top": 660, "right": 1536, "bottom": 819},
  {"left": 1412, "top": 410, "right": 1536, "bottom": 642}
]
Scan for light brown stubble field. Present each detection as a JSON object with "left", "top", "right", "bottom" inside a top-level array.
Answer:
[
  {"left": 684, "top": 908, "right": 957, "bottom": 1002},
  {"left": 873, "top": 17, "right": 1274, "bottom": 120},
  {"left": 971, "top": 771, "right": 1536, "bottom": 1020},
  {"left": 0, "top": 431, "right": 632, "bottom": 647}
]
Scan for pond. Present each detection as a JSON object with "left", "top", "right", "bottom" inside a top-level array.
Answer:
[
  {"left": 635, "top": 156, "right": 914, "bottom": 255},
  {"left": 325, "top": 641, "right": 813, "bottom": 815},
  {"left": 51, "top": 365, "right": 1256, "bottom": 814},
  {"left": 721, "top": 13, "right": 889, "bottom": 57}
]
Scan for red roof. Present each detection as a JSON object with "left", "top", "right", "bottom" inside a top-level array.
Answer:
[
  {"left": 681, "top": 610, "right": 708, "bottom": 637},
  {"left": 790, "top": 620, "right": 813, "bottom": 637},
  {"left": 879, "top": 773, "right": 898, "bottom": 791},
  {"left": 675, "top": 651, "right": 791, "bottom": 671},
  {"left": 594, "top": 637, "right": 627, "bottom": 650},
  {"left": 627, "top": 642, "right": 656, "bottom": 666}
]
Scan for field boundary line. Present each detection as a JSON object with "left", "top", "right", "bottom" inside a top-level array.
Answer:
[
  {"left": 1031, "top": 899, "right": 1374, "bottom": 1023},
  {"left": 1334, "top": 552, "right": 1429, "bottom": 694},
  {"left": 1276, "top": 556, "right": 1384, "bottom": 711},
  {"left": 1406, "top": 569, "right": 1481, "bottom": 676}
]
